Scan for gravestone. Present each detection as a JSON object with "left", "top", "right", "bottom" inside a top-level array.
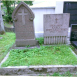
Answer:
[
  {"left": 44, "top": 13, "right": 70, "bottom": 44},
  {"left": 0, "top": 2, "right": 5, "bottom": 34},
  {"left": 70, "top": 24, "right": 77, "bottom": 48},
  {"left": 63, "top": 2, "right": 77, "bottom": 27},
  {"left": 12, "top": 2, "right": 36, "bottom": 46}
]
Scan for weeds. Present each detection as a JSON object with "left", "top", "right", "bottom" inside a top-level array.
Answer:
[
  {"left": 36, "top": 37, "right": 44, "bottom": 45},
  {"left": 1, "top": 45, "right": 77, "bottom": 67},
  {"left": 0, "top": 32, "right": 15, "bottom": 62}
]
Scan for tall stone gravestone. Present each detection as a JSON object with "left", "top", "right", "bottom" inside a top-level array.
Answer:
[
  {"left": 44, "top": 13, "right": 70, "bottom": 44},
  {"left": 0, "top": 2, "right": 5, "bottom": 34},
  {"left": 12, "top": 2, "right": 36, "bottom": 46},
  {"left": 70, "top": 24, "right": 77, "bottom": 48}
]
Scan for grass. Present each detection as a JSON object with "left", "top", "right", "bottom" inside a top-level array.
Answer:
[
  {"left": 0, "top": 32, "right": 77, "bottom": 68},
  {"left": 48, "top": 71, "right": 77, "bottom": 76},
  {"left": 1, "top": 45, "right": 77, "bottom": 67},
  {"left": 0, "top": 32, "right": 15, "bottom": 62},
  {"left": 52, "top": 72, "right": 72, "bottom": 76},
  {"left": 36, "top": 37, "right": 44, "bottom": 45}
]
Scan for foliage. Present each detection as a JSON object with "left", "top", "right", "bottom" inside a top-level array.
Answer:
[
  {"left": 69, "top": 45, "right": 76, "bottom": 51},
  {"left": 16, "top": 1, "right": 33, "bottom": 5},
  {"left": 52, "top": 71, "right": 72, "bottom": 76},
  {"left": 0, "top": 32, "right": 15, "bottom": 62},
  {"left": 39, "top": 71, "right": 76, "bottom": 76},
  {"left": 1, "top": 45, "right": 77, "bottom": 67},
  {"left": 36, "top": 37, "right": 44, "bottom": 45},
  {"left": 2, "top": 1, "right": 33, "bottom": 23},
  {"left": 26, "top": 45, "right": 30, "bottom": 48},
  {"left": 2, "top": 1, "right": 15, "bottom": 23},
  {"left": 3, "top": 7, "right": 15, "bottom": 23}
]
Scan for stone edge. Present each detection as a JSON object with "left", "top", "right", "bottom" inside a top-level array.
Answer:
[
  {"left": 0, "top": 65, "right": 77, "bottom": 75},
  {"left": 0, "top": 46, "right": 77, "bottom": 75}
]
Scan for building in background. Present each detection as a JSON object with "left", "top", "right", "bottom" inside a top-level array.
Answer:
[
  {"left": 1, "top": 1, "right": 77, "bottom": 38},
  {"left": 30, "top": 1, "right": 63, "bottom": 38}
]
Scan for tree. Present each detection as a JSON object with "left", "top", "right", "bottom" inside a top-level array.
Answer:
[
  {"left": 0, "top": 1, "right": 5, "bottom": 34},
  {"left": 16, "top": 1, "right": 33, "bottom": 6},
  {"left": 2, "top": 1, "right": 15, "bottom": 23},
  {"left": 2, "top": 1, "right": 33, "bottom": 23}
]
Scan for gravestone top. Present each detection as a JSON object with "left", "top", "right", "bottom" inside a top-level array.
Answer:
[
  {"left": 12, "top": 2, "right": 36, "bottom": 46},
  {"left": 44, "top": 13, "right": 70, "bottom": 44},
  {"left": 12, "top": 2, "right": 34, "bottom": 21},
  {"left": 44, "top": 13, "right": 70, "bottom": 37}
]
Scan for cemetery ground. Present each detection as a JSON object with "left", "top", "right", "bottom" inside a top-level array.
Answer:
[
  {"left": 0, "top": 32, "right": 77, "bottom": 67},
  {"left": 0, "top": 32, "right": 77, "bottom": 76},
  {"left": 2, "top": 44, "right": 77, "bottom": 67},
  {"left": 0, "top": 32, "right": 15, "bottom": 63}
]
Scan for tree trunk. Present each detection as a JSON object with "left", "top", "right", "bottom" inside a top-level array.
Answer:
[{"left": 0, "top": 1, "right": 5, "bottom": 35}]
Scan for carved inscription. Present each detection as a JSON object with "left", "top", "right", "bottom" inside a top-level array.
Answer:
[
  {"left": 55, "top": 18, "right": 58, "bottom": 23},
  {"left": 46, "top": 25, "right": 67, "bottom": 33},
  {"left": 46, "top": 28, "right": 67, "bottom": 33}
]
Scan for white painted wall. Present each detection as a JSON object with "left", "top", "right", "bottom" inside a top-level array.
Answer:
[
  {"left": 30, "top": 1, "right": 70, "bottom": 38},
  {"left": 55, "top": 1, "right": 64, "bottom": 14},
  {"left": 55, "top": 1, "right": 70, "bottom": 38},
  {"left": 31, "top": 7, "right": 55, "bottom": 38}
]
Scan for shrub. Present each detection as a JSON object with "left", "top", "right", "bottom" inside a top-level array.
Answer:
[{"left": 36, "top": 37, "right": 44, "bottom": 45}]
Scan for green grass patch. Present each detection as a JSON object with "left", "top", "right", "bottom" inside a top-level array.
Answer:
[
  {"left": 51, "top": 71, "right": 76, "bottom": 76},
  {"left": 36, "top": 37, "right": 44, "bottom": 45},
  {"left": 46, "top": 71, "right": 77, "bottom": 76},
  {"left": 1, "top": 45, "right": 77, "bottom": 67},
  {"left": 0, "top": 32, "right": 15, "bottom": 62},
  {"left": 39, "top": 71, "right": 76, "bottom": 76}
]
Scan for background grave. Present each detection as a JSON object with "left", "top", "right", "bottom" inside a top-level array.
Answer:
[
  {"left": 70, "top": 24, "right": 77, "bottom": 48},
  {"left": 44, "top": 13, "right": 70, "bottom": 45}
]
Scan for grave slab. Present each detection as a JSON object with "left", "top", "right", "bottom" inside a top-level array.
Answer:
[
  {"left": 44, "top": 13, "right": 70, "bottom": 44},
  {"left": 12, "top": 2, "right": 36, "bottom": 47}
]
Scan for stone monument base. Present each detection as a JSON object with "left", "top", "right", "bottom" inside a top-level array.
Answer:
[
  {"left": 44, "top": 36, "right": 67, "bottom": 44},
  {"left": 16, "top": 39, "right": 37, "bottom": 47}
]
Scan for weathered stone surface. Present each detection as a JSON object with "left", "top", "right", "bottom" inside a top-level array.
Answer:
[
  {"left": 44, "top": 13, "right": 70, "bottom": 44},
  {"left": 0, "top": 3, "right": 5, "bottom": 34},
  {"left": 0, "top": 65, "right": 77, "bottom": 76},
  {"left": 12, "top": 2, "right": 36, "bottom": 46}
]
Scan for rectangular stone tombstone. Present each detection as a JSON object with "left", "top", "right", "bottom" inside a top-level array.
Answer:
[
  {"left": 44, "top": 13, "right": 70, "bottom": 44},
  {"left": 12, "top": 2, "right": 36, "bottom": 46},
  {"left": 70, "top": 24, "right": 77, "bottom": 48}
]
